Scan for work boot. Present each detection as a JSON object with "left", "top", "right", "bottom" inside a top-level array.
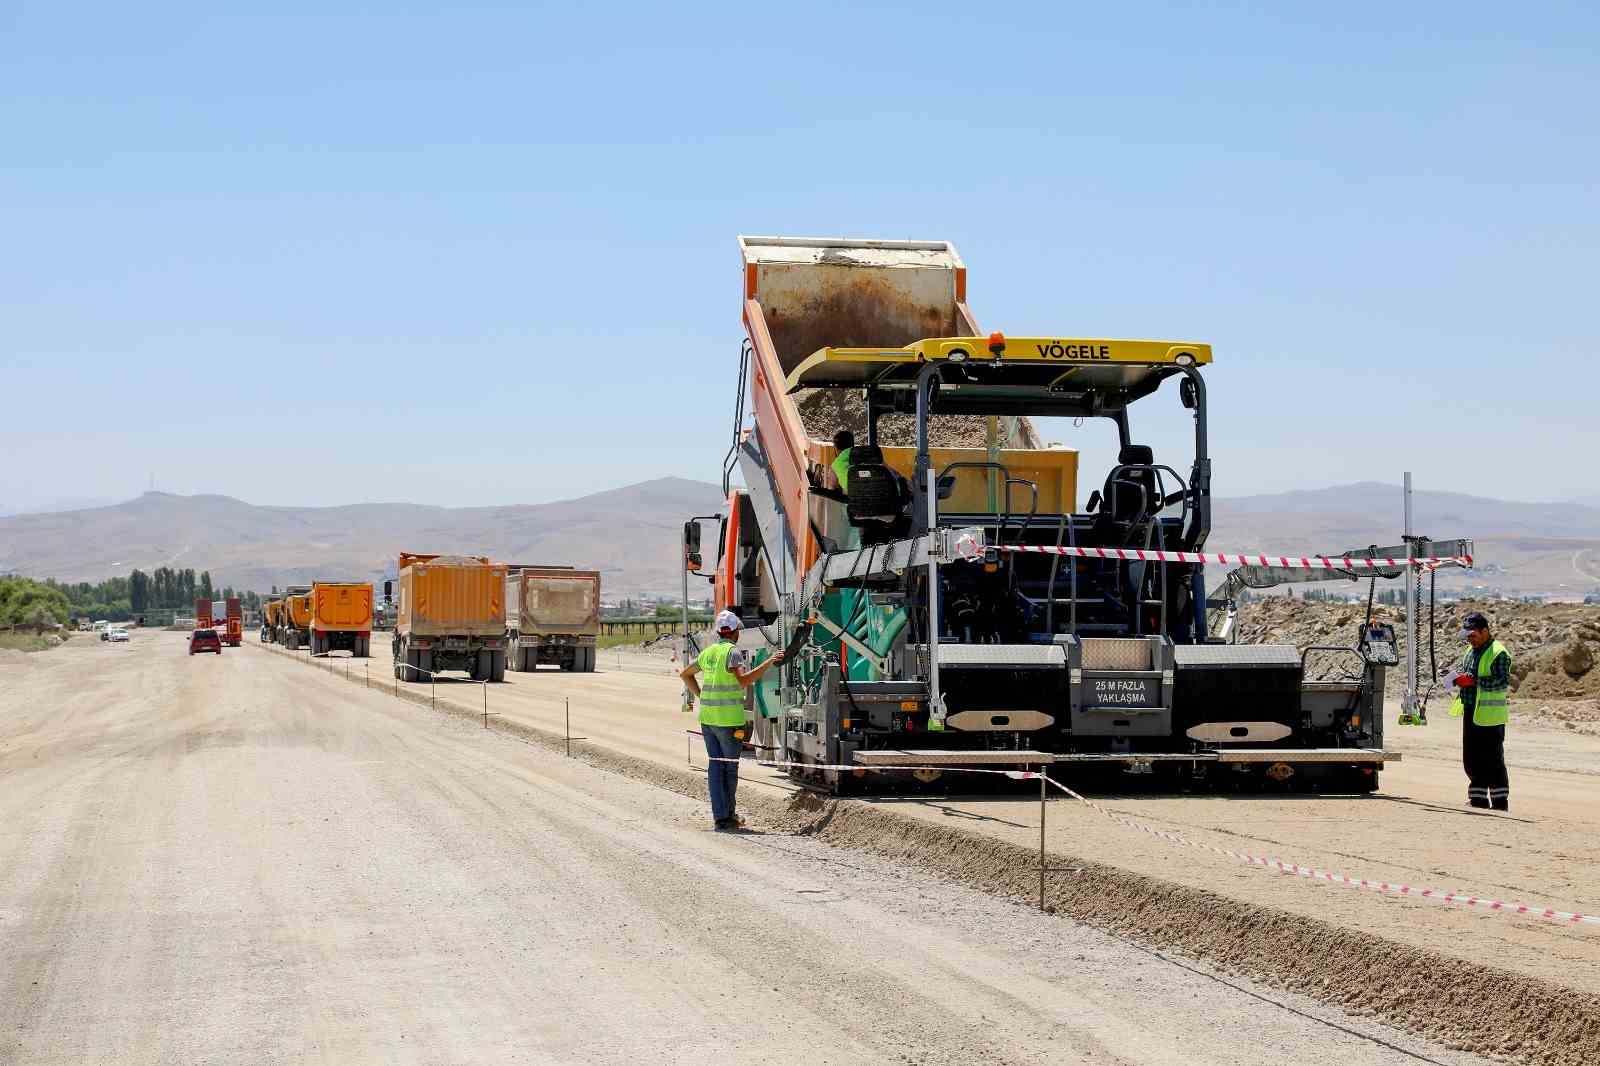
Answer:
[
  {"left": 714, "top": 817, "right": 732, "bottom": 831},
  {"left": 1469, "top": 798, "right": 1490, "bottom": 809},
  {"left": 1492, "top": 799, "right": 1510, "bottom": 812}
]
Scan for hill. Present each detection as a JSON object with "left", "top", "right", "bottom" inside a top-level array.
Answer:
[
  {"left": 1208, "top": 482, "right": 1600, "bottom": 598},
  {"left": 0, "top": 479, "right": 725, "bottom": 599},
  {"left": 2, "top": 478, "right": 1597, "bottom": 600}
]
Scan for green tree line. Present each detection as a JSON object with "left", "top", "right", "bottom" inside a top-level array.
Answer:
[
  {"left": 0, "top": 569, "right": 263, "bottom": 624},
  {"left": 0, "top": 576, "right": 74, "bottom": 626}
]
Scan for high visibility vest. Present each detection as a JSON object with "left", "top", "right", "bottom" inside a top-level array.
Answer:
[
  {"left": 696, "top": 640, "right": 747, "bottom": 727},
  {"left": 832, "top": 448, "right": 851, "bottom": 492},
  {"left": 1449, "top": 639, "right": 1510, "bottom": 726}
]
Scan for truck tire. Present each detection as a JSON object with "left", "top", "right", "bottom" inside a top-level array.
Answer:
[
  {"left": 582, "top": 647, "right": 597, "bottom": 672},
  {"left": 355, "top": 635, "right": 369, "bottom": 658},
  {"left": 490, "top": 649, "right": 506, "bottom": 683},
  {"left": 522, "top": 648, "right": 535, "bottom": 672},
  {"left": 417, "top": 649, "right": 432, "bottom": 682},
  {"left": 474, "top": 649, "right": 492, "bottom": 682}
]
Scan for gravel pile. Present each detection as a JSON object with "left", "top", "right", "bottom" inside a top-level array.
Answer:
[
  {"left": 795, "top": 388, "right": 1000, "bottom": 448},
  {"left": 1236, "top": 596, "right": 1600, "bottom": 731}
]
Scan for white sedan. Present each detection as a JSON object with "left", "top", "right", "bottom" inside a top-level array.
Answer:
[{"left": 106, "top": 628, "right": 130, "bottom": 642}]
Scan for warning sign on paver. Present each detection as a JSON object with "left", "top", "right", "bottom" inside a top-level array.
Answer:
[{"left": 1087, "top": 676, "right": 1159, "bottom": 707}]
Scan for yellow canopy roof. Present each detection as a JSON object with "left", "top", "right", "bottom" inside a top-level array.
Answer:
[{"left": 787, "top": 336, "right": 1212, "bottom": 393}]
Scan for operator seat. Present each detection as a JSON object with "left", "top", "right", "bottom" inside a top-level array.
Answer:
[
  {"left": 847, "top": 445, "right": 910, "bottom": 544},
  {"left": 1102, "top": 444, "right": 1159, "bottom": 526},
  {"left": 1092, "top": 444, "right": 1160, "bottom": 629}
]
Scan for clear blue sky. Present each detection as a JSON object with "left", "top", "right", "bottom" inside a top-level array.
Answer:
[{"left": 3, "top": 2, "right": 1595, "bottom": 512}]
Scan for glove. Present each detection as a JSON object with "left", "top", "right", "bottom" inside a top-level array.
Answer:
[{"left": 1454, "top": 672, "right": 1475, "bottom": 688}]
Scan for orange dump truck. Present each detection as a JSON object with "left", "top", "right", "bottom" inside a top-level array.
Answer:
[
  {"left": 309, "top": 582, "right": 373, "bottom": 657},
  {"left": 261, "top": 598, "right": 284, "bottom": 643},
  {"left": 506, "top": 566, "right": 601, "bottom": 673},
  {"left": 393, "top": 553, "right": 507, "bottom": 682},
  {"left": 276, "top": 587, "right": 313, "bottom": 650},
  {"left": 195, "top": 598, "right": 213, "bottom": 630},
  {"left": 221, "top": 597, "right": 242, "bottom": 646}
]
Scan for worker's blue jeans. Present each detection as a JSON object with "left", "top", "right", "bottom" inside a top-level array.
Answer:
[{"left": 701, "top": 724, "right": 742, "bottom": 823}]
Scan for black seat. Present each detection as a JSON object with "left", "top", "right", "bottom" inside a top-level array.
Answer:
[
  {"left": 847, "top": 445, "right": 910, "bottom": 544},
  {"left": 847, "top": 445, "right": 901, "bottom": 521},
  {"left": 1103, "top": 444, "right": 1158, "bottom": 524}
]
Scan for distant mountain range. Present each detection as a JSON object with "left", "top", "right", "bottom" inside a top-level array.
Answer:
[
  {"left": 2, "top": 479, "right": 1597, "bottom": 598},
  {"left": 1207, "top": 482, "right": 1600, "bottom": 598},
  {"left": 0, "top": 479, "right": 726, "bottom": 599}
]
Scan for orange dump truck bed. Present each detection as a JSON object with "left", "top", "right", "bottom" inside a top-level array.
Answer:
[
  {"left": 284, "top": 594, "right": 312, "bottom": 629},
  {"left": 396, "top": 554, "right": 505, "bottom": 638},
  {"left": 310, "top": 583, "right": 374, "bottom": 633},
  {"left": 736, "top": 236, "right": 1075, "bottom": 575}
]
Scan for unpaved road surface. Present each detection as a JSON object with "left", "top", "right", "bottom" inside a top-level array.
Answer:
[
  {"left": 0, "top": 633, "right": 1496, "bottom": 1066},
  {"left": 370, "top": 634, "right": 1600, "bottom": 1000}
]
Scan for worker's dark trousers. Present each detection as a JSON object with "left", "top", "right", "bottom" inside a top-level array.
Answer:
[{"left": 1463, "top": 715, "right": 1509, "bottom": 810}]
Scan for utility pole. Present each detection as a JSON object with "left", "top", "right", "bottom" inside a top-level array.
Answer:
[{"left": 1401, "top": 472, "right": 1421, "bottom": 723}]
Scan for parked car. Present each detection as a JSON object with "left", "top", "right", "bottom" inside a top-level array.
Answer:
[
  {"left": 100, "top": 628, "right": 110, "bottom": 641},
  {"left": 188, "top": 628, "right": 221, "bottom": 655},
  {"left": 107, "top": 628, "right": 130, "bottom": 643}
]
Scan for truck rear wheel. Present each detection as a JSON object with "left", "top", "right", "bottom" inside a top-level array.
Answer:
[
  {"left": 580, "top": 647, "right": 596, "bottom": 672},
  {"left": 490, "top": 649, "right": 506, "bottom": 682}
]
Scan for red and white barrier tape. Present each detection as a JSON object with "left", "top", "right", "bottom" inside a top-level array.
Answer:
[
  {"left": 704, "top": 754, "right": 1596, "bottom": 927},
  {"left": 953, "top": 535, "right": 1470, "bottom": 571},
  {"left": 1042, "top": 777, "right": 1600, "bottom": 926}
]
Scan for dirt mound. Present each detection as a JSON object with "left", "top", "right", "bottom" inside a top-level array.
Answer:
[
  {"left": 1237, "top": 596, "right": 1600, "bottom": 704},
  {"left": 784, "top": 790, "right": 828, "bottom": 814}
]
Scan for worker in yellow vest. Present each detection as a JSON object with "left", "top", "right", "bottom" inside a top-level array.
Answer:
[
  {"left": 1448, "top": 611, "right": 1512, "bottom": 811},
  {"left": 830, "top": 429, "right": 853, "bottom": 492},
  {"left": 679, "top": 609, "right": 785, "bottom": 831}
]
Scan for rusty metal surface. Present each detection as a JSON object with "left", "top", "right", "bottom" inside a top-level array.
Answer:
[{"left": 515, "top": 568, "right": 601, "bottom": 636}]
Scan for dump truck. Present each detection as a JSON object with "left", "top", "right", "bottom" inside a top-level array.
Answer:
[
  {"left": 219, "top": 597, "right": 242, "bottom": 646},
  {"left": 684, "top": 235, "right": 1421, "bottom": 794},
  {"left": 392, "top": 553, "right": 507, "bottom": 682},
  {"left": 277, "top": 586, "right": 313, "bottom": 650},
  {"left": 260, "top": 598, "right": 284, "bottom": 643},
  {"left": 506, "top": 566, "right": 601, "bottom": 672},
  {"left": 309, "top": 582, "right": 373, "bottom": 657},
  {"left": 194, "top": 598, "right": 213, "bottom": 630}
]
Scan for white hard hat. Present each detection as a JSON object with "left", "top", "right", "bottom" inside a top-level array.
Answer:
[{"left": 714, "top": 609, "right": 742, "bottom": 633}]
